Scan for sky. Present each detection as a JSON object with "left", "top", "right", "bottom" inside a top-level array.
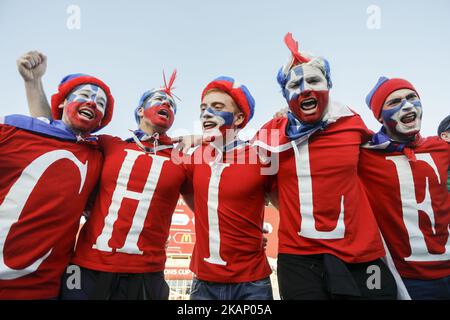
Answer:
[{"left": 1, "top": 0, "right": 449, "bottom": 139}]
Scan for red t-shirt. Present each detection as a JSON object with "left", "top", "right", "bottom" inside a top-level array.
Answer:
[
  {"left": 0, "top": 124, "right": 102, "bottom": 299},
  {"left": 359, "top": 137, "right": 450, "bottom": 279},
  {"left": 185, "top": 143, "right": 273, "bottom": 283},
  {"left": 254, "top": 114, "right": 385, "bottom": 263},
  {"left": 72, "top": 135, "right": 187, "bottom": 273}
]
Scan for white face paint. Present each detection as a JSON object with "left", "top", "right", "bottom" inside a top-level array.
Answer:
[
  {"left": 67, "top": 84, "right": 108, "bottom": 116},
  {"left": 381, "top": 89, "right": 423, "bottom": 139},
  {"left": 143, "top": 91, "right": 176, "bottom": 113},
  {"left": 200, "top": 91, "right": 238, "bottom": 138},
  {"left": 200, "top": 107, "right": 228, "bottom": 136},
  {"left": 387, "top": 100, "right": 423, "bottom": 135},
  {"left": 284, "top": 64, "right": 328, "bottom": 101}
]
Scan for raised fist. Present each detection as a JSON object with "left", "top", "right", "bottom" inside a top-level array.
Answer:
[{"left": 17, "top": 51, "right": 47, "bottom": 82}]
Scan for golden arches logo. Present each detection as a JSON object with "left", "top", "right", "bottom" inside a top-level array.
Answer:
[{"left": 180, "top": 233, "right": 192, "bottom": 243}]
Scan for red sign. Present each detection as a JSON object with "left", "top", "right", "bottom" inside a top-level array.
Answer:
[
  {"left": 167, "top": 199, "right": 279, "bottom": 258},
  {"left": 167, "top": 198, "right": 196, "bottom": 256},
  {"left": 263, "top": 206, "right": 279, "bottom": 259}
]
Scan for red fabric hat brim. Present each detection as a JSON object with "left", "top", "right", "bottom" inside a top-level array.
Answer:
[{"left": 51, "top": 76, "right": 114, "bottom": 131}]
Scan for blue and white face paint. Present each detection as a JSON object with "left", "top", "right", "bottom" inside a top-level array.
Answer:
[
  {"left": 67, "top": 84, "right": 107, "bottom": 116},
  {"left": 283, "top": 64, "right": 330, "bottom": 123},
  {"left": 381, "top": 98, "right": 422, "bottom": 138},
  {"left": 63, "top": 84, "right": 108, "bottom": 133},
  {"left": 200, "top": 89, "right": 243, "bottom": 139},
  {"left": 142, "top": 91, "right": 176, "bottom": 114},
  {"left": 284, "top": 64, "right": 329, "bottom": 101},
  {"left": 140, "top": 90, "right": 177, "bottom": 130},
  {"left": 200, "top": 107, "right": 234, "bottom": 137}
]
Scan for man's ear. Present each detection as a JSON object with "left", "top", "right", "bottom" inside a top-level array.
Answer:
[
  {"left": 138, "top": 107, "right": 144, "bottom": 117},
  {"left": 234, "top": 112, "right": 245, "bottom": 127}
]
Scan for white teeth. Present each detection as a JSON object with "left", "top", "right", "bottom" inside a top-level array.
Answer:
[
  {"left": 203, "top": 121, "right": 217, "bottom": 129},
  {"left": 301, "top": 99, "right": 317, "bottom": 110},
  {"left": 79, "top": 109, "right": 94, "bottom": 119},
  {"left": 401, "top": 112, "right": 417, "bottom": 124}
]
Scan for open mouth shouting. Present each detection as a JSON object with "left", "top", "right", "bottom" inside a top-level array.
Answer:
[
  {"left": 300, "top": 97, "right": 318, "bottom": 114},
  {"left": 400, "top": 111, "right": 418, "bottom": 128},
  {"left": 158, "top": 109, "right": 170, "bottom": 119}
]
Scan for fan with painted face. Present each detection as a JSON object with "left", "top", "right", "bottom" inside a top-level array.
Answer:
[
  {"left": 366, "top": 76, "right": 423, "bottom": 144},
  {"left": 283, "top": 61, "right": 331, "bottom": 123},
  {"left": 61, "top": 84, "right": 108, "bottom": 134},
  {"left": 277, "top": 33, "right": 332, "bottom": 124},
  {"left": 200, "top": 90, "right": 241, "bottom": 139},
  {"left": 199, "top": 76, "right": 255, "bottom": 141},
  {"left": 134, "top": 70, "right": 178, "bottom": 135},
  {"left": 137, "top": 90, "right": 176, "bottom": 132},
  {"left": 51, "top": 73, "right": 114, "bottom": 135},
  {"left": 379, "top": 89, "right": 422, "bottom": 142}
]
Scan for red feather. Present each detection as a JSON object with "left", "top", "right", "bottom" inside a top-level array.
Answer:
[
  {"left": 162, "top": 69, "right": 177, "bottom": 96},
  {"left": 284, "top": 32, "right": 310, "bottom": 64}
]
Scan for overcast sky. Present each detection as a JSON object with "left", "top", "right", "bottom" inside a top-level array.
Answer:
[{"left": 1, "top": 0, "right": 449, "bottom": 139}]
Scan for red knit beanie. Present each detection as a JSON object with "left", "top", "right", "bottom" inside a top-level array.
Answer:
[{"left": 366, "top": 77, "right": 418, "bottom": 121}]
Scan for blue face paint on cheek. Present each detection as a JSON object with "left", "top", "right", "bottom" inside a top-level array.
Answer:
[
  {"left": 203, "top": 107, "right": 234, "bottom": 126},
  {"left": 381, "top": 99, "right": 422, "bottom": 125},
  {"left": 411, "top": 100, "right": 422, "bottom": 109},
  {"left": 381, "top": 103, "right": 403, "bottom": 124}
]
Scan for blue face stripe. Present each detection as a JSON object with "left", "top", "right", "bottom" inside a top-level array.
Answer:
[
  {"left": 203, "top": 107, "right": 234, "bottom": 126},
  {"left": 67, "top": 84, "right": 103, "bottom": 104},
  {"left": 142, "top": 91, "right": 176, "bottom": 113},
  {"left": 381, "top": 98, "right": 422, "bottom": 122}
]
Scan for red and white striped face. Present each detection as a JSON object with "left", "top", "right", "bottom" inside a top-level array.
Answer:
[{"left": 284, "top": 64, "right": 330, "bottom": 123}]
